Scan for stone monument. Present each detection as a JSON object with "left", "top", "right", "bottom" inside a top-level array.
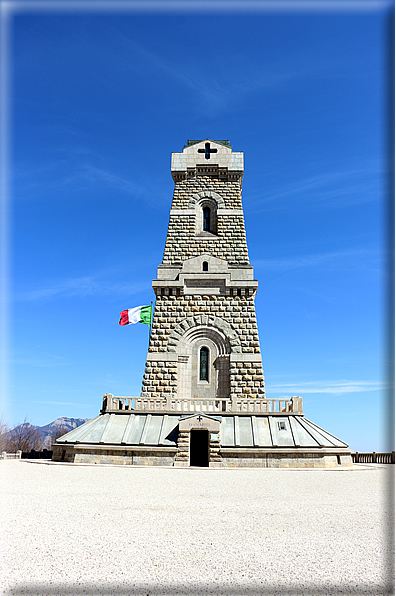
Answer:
[
  {"left": 53, "top": 140, "right": 352, "bottom": 467},
  {"left": 141, "top": 139, "right": 265, "bottom": 409}
]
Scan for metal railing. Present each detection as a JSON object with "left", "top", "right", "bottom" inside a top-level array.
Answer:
[{"left": 352, "top": 451, "right": 395, "bottom": 464}]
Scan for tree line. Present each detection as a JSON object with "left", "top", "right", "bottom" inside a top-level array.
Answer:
[{"left": 0, "top": 416, "right": 68, "bottom": 453}]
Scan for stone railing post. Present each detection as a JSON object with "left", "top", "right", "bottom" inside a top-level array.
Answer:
[
  {"left": 103, "top": 393, "right": 114, "bottom": 412},
  {"left": 291, "top": 396, "right": 303, "bottom": 413}
]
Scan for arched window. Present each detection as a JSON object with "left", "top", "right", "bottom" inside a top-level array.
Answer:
[
  {"left": 199, "top": 347, "right": 209, "bottom": 381},
  {"left": 195, "top": 198, "right": 217, "bottom": 236},
  {"left": 203, "top": 207, "right": 211, "bottom": 232},
  {"left": 203, "top": 261, "right": 208, "bottom": 271}
]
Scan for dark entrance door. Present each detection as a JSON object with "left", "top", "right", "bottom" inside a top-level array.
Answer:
[{"left": 190, "top": 430, "right": 209, "bottom": 467}]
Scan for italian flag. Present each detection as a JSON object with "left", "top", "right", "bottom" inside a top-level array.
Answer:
[{"left": 119, "top": 305, "right": 152, "bottom": 327}]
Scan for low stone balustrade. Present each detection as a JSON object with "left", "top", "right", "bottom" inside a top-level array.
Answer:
[
  {"left": 102, "top": 394, "right": 303, "bottom": 415},
  {"left": 101, "top": 395, "right": 134, "bottom": 412}
]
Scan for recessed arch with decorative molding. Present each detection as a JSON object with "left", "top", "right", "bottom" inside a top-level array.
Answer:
[
  {"left": 188, "top": 190, "right": 225, "bottom": 209},
  {"left": 166, "top": 315, "right": 241, "bottom": 353},
  {"left": 169, "top": 319, "right": 235, "bottom": 401}
]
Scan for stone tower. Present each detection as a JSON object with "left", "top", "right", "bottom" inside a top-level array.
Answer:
[{"left": 140, "top": 139, "right": 265, "bottom": 408}]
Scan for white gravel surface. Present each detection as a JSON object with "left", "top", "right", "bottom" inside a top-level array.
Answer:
[{"left": 1, "top": 460, "right": 394, "bottom": 596}]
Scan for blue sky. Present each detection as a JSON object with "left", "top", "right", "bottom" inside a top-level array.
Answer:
[{"left": 2, "top": 1, "right": 394, "bottom": 452}]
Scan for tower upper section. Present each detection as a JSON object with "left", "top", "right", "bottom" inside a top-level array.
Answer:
[
  {"left": 161, "top": 140, "right": 251, "bottom": 270},
  {"left": 171, "top": 139, "right": 243, "bottom": 184}
]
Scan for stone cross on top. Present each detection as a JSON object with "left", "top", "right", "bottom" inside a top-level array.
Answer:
[
  {"left": 171, "top": 140, "right": 244, "bottom": 178},
  {"left": 198, "top": 142, "right": 218, "bottom": 160}
]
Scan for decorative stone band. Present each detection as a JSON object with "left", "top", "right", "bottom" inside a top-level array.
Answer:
[
  {"left": 166, "top": 315, "right": 241, "bottom": 353},
  {"left": 152, "top": 280, "right": 258, "bottom": 297},
  {"left": 171, "top": 168, "right": 243, "bottom": 185},
  {"left": 169, "top": 209, "right": 244, "bottom": 216},
  {"left": 145, "top": 352, "right": 263, "bottom": 363}
]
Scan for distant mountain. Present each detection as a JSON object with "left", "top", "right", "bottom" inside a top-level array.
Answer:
[
  {"left": 38, "top": 417, "right": 90, "bottom": 448},
  {"left": 7, "top": 417, "right": 90, "bottom": 452}
]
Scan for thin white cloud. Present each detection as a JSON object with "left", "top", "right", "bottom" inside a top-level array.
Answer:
[
  {"left": 15, "top": 158, "right": 148, "bottom": 200},
  {"left": 16, "top": 276, "right": 99, "bottom": 301},
  {"left": 15, "top": 276, "right": 148, "bottom": 302},
  {"left": 117, "top": 34, "right": 335, "bottom": 115},
  {"left": 34, "top": 401, "right": 92, "bottom": 406},
  {"left": 77, "top": 164, "right": 146, "bottom": 196},
  {"left": 253, "top": 248, "right": 383, "bottom": 273},
  {"left": 248, "top": 164, "right": 383, "bottom": 212},
  {"left": 268, "top": 380, "right": 387, "bottom": 395},
  {"left": 7, "top": 352, "right": 70, "bottom": 368}
]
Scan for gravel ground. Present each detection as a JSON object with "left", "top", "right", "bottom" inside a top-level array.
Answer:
[{"left": 1, "top": 460, "right": 394, "bottom": 596}]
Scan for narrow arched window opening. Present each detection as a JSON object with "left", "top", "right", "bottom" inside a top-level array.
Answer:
[
  {"left": 199, "top": 347, "right": 209, "bottom": 381},
  {"left": 203, "top": 207, "right": 211, "bottom": 232},
  {"left": 203, "top": 261, "right": 208, "bottom": 272}
]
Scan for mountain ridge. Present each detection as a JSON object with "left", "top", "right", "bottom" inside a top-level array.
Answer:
[{"left": 11, "top": 417, "right": 90, "bottom": 449}]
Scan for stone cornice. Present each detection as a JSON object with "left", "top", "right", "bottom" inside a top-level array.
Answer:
[{"left": 171, "top": 166, "right": 243, "bottom": 185}]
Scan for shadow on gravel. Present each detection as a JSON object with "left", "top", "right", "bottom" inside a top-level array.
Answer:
[{"left": 5, "top": 584, "right": 395, "bottom": 596}]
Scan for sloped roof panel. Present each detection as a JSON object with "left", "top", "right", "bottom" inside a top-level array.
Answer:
[
  {"left": 238, "top": 416, "right": 253, "bottom": 446},
  {"left": 61, "top": 416, "right": 103, "bottom": 443},
  {"left": 56, "top": 413, "right": 349, "bottom": 450},
  {"left": 160, "top": 416, "right": 180, "bottom": 446},
  {"left": 221, "top": 417, "right": 235, "bottom": 446},
  {"left": 275, "top": 418, "right": 295, "bottom": 447},
  {"left": 144, "top": 415, "right": 163, "bottom": 445},
  {"left": 303, "top": 418, "right": 349, "bottom": 447},
  {"left": 297, "top": 417, "right": 339, "bottom": 447},
  {"left": 130, "top": 415, "right": 147, "bottom": 444},
  {"left": 81, "top": 416, "right": 108, "bottom": 443},
  {"left": 121, "top": 414, "right": 138, "bottom": 444},
  {"left": 102, "top": 414, "right": 129, "bottom": 444},
  {"left": 289, "top": 416, "right": 317, "bottom": 447},
  {"left": 253, "top": 416, "right": 272, "bottom": 446},
  {"left": 58, "top": 417, "right": 97, "bottom": 443}
]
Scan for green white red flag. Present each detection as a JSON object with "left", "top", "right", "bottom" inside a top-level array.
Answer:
[{"left": 119, "top": 305, "right": 152, "bottom": 327}]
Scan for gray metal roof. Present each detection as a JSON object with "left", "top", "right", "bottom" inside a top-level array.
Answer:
[{"left": 57, "top": 414, "right": 348, "bottom": 449}]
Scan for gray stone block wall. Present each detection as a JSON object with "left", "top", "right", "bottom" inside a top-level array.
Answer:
[
  {"left": 141, "top": 294, "right": 265, "bottom": 401},
  {"left": 52, "top": 445, "right": 177, "bottom": 466},
  {"left": 149, "top": 295, "right": 261, "bottom": 353},
  {"left": 219, "top": 453, "right": 353, "bottom": 468},
  {"left": 162, "top": 177, "right": 249, "bottom": 266}
]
